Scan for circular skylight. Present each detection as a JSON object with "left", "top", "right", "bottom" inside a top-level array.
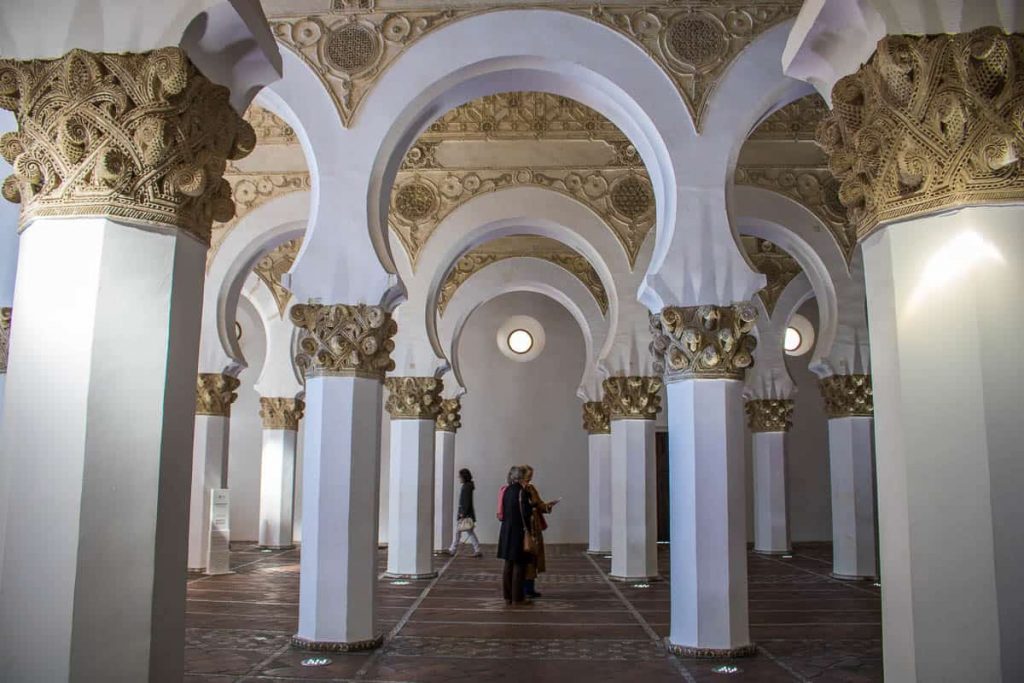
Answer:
[
  {"left": 784, "top": 326, "right": 802, "bottom": 352},
  {"left": 507, "top": 329, "right": 534, "bottom": 354}
]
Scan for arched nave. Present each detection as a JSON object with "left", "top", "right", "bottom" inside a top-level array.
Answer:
[{"left": 0, "top": 2, "right": 1022, "bottom": 682}]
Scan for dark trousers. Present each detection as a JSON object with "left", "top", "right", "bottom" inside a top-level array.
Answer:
[{"left": 502, "top": 560, "right": 527, "bottom": 603}]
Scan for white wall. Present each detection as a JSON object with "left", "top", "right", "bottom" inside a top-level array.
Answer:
[
  {"left": 455, "top": 292, "right": 589, "bottom": 544},
  {"left": 227, "top": 297, "right": 267, "bottom": 542}
]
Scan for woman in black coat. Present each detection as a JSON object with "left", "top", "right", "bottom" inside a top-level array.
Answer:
[
  {"left": 446, "top": 468, "right": 481, "bottom": 556},
  {"left": 497, "top": 465, "right": 534, "bottom": 605}
]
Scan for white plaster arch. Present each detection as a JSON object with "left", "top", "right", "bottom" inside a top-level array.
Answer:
[
  {"left": 745, "top": 273, "right": 815, "bottom": 401},
  {"left": 199, "top": 191, "right": 308, "bottom": 374},
  {"left": 240, "top": 276, "right": 303, "bottom": 399},
  {"left": 267, "top": 9, "right": 761, "bottom": 311},
  {"left": 437, "top": 257, "right": 607, "bottom": 401},
  {"left": 733, "top": 185, "right": 848, "bottom": 378}
]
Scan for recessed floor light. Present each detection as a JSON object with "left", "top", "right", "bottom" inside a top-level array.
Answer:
[
  {"left": 712, "top": 665, "right": 741, "bottom": 674},
  {"left": 631, "top": 583, "right": 650, "bottom": 589},
  {"left": 782, "top": 555, "right": 793, "bottom": 559},
  {"left": 873, "top": 582, "right": 881, "bottom": 588},
  {"left": 301, "top": 657, "right": 331, "bottom": 667},
  {"left": 391, "top": 580, "right": 410, "bottom": 586},
  {"left": 603, "top": 555, "right": 613, "bottom": 560}
]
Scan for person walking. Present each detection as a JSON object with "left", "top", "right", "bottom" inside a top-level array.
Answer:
[
  {"left": 497, "top": 465, "right": 535, "bottom": 606},
  {"left": 522, "top": 464, "right": 558, "bottom": 598},
  {"left": 447, "top": 468, "right": 482, "bottom": 557}
]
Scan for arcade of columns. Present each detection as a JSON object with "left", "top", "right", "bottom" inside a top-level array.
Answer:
[{"left": 0, "top": 2, "right": 1021, "bottom": 681}]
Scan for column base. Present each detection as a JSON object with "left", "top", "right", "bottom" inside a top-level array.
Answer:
[
  {"left": 609, "top": 574, "right": 662, "bottom": 583},
  {"left": 586, "top": 549, "right": 612, "bottom": 556},
  {"left": 258, "top": 544, "right": 296, "bottom": 550},
  {"left": 830, "top": 571, "right": 878, "bottom": 582},
  {"left": 753, "top": 548, "right": 792, "bottom": 556},
  {"left": 666, "top": 641, "right": 757, "bottom": 659},
  {"left": 383, "top": 571, "right": 438, "bottom": 580},
  {"left": 291, "top": 635, "right": 383, "bottom": 652}
]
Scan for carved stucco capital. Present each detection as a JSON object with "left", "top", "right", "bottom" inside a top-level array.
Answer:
[
  {"left": 0, "top": 48, "right": 255, "bottom": 243},
  {"left": 746, "top": 399, "right": 794, "bottom": 433},
  {"left": 817, "top": 28, "right": 1024, "bottom": 240},
  {"left": 195, "top": 373, "right": 241, "bottom": 417},
  {"left": 385, "top": 376, "right": 443, "bottom": 420},
  {"left": 435, "top": 398, "right": 462, "bottom": 432},
  {"left": 582, "top": 400, "right": 611, "bottom": 434},
  {"left": 819, "top": 374, "right": 873, "bottom": 418},
  {"left": 0, "top": 307, "right": 10, "bottom": 374},
  {"left": 650, "top": 303, "right": 758, "bottom": 382},
  {"left": 290, "top": 303, "right": 397, "bottom": 380},
  {"left": 259, "top": 397, "right": 305, "bottom": 430},
  {"left": 603, "top": 376, "right": 663, "bottom": 421}
]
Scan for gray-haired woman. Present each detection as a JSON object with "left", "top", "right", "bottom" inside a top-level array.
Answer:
[{"left": 496, "top": 465, "right": 535, "bottom": 605}]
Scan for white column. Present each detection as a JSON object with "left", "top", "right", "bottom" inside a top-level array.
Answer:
[
  {"left": 259, "top": 428, "right": 299, "bottom": 549},
  {"left": 386, "top": 418, "right": 437, "bottom": 578},
  {"left": 825, "top": 413, "right": 876, "bottom": 579},
  {"left": 0, "top": 217, "right": 205, "bottom": 681},
  {"left": 587, "top": 432, "right": 612, "bottom": 554},
  {"left": 752, "top": 431, "right": 791, "bottom": 555},
  {"left": 668, "top": 379, "right": 752, "bottom": 656},
  {"left": 296, "top": 375, "right": 383, "bottom": 650},
  {"left": 609, "top": 418, "right": 658, "bottom": 580},
  {"left": 189, "top": 411, "right": 231, "bottom": 571},
  {"left": 434, "top": 429, "right": 456, "bottom": 553},
  {"left": 863, "top": 205, "right": 1024, "bottom": 681}
]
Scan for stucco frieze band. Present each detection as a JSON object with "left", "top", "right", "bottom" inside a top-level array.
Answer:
[{"left": 650, "top": 303, "right": 758, "bottom": 382}]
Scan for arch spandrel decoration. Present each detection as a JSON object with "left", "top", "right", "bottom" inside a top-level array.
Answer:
[
  {"left": 253, "top": 238, "right": 302, "bottom": 317},
  {"left": 267, "top": 0, "right": 801, "bottom": 130},
  {"left": 437, "top": 236, "right": 609, "bottom": 316},
  {"left": 741, "top": 236, "right": 801, "bottom": 316}
]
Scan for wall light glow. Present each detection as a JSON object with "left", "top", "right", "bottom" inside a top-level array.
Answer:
[{"left": 906, "top": 231, "right": 1005, "bottom": 314}]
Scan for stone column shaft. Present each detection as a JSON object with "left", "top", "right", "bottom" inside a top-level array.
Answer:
[
  {"left": 583, "top": 401, "right": 612, "bottom": 555},
  {"left": 0, "top": 47, "right": 253, "bottom": 681},
  {"left": 291, "top": 303, "right": 395, "bottom": 651},
  {"left": 652, "top": 303, "right": 757, "bottom": 657},
  {"left": 747, "top": 399, "right": 794, "bottom": 555},
  {"left": 604, "top": 377, "right": 661, "bottom": 582},
  {"left": 258, "top": 397, "right": 304, "bottom": 550},
  {"left": 433, "top": 399, "right": 460, "bottom": 554}
]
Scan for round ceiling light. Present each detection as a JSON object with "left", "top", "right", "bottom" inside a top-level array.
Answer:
[
  {"left": 507, "top": 329, "right": 534, "bottom": 355},
  {"left": 784, "top": 326, "right": 802, "bottom": 352}
]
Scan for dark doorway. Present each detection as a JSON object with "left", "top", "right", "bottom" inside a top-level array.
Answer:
[{"left": 656, "top": 430, "right": 669, "bottom": 542}]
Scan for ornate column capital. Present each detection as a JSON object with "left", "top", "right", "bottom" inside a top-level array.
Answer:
[
  {"left": 746, "top": 399, "right": 795, "bottom": 433},
  {"left": 259, "top": 397, "right": 305, "bottom": 430},
  {"left": 385, "top": 376, "right": 442, "bottom": 420},
  {"left": 603, "top": 376, "right": 662, "bottom": 421},
  {"left": 582, "top": 400, "right": 611, "bottom": 434},
  {"left": 195, "top": 373, "right": 241, "bottom": 418},
  {"left": 817, "top": 29, "right": 1024, "bottom": 241},
  {"left": 820, "top": 374, "right": 873, "bottom": 418},
  {"left": 435, "top": 398, "right": 462, "bottom": 433},
  {"left": 0, "top": 48, "right": 256, "bottom": 243},
  {"left": 650, "top": 303, "right": 758, "bottom": 382},
  {"left": 290, "top": 303, "right": 397, "bottom": 381},
  {"left": 0, "top": 307, "right": 10, "bottom": 374}
]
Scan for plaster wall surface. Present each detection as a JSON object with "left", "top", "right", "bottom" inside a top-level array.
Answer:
[{"left": 456, "top": 292, "right": 588, "bottom": 544}]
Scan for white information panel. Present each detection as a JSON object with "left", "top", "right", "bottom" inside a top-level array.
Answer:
[{"left": 206, "top": 488, "right": 232, "bottom": 575}]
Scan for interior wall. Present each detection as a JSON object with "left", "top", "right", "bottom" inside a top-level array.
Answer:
[
  {"left": 454, "top": 292, "right": 589, "bottom": 544},
  {"left": 227, "top": 298, "right": 267, "bottom": 542}
]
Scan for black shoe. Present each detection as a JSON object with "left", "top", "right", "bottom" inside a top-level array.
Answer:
[{"left": 526, "top": 591, "right": 542, "bottom": 598}]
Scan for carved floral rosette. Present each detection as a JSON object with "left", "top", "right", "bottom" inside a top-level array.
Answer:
[
  {"left": 582, "top": 400, "right": 611, "bottom": 434},
  {"left": 259, "top": 397, "right": 305, "bottom": 430},
  {"left": 603, "top": 376, "right": 663, "bottom": 421},
  {"left": 0, "top": 307, "right": 10, "bottom": 374},
  {"left": 0, "top": 48, "right": 256, "bottom": 243},
  {"left": 746, "top": 399, "right": 794, "bottom": 433},
  {"left": 385, "top": 377, "right": 442, "bottom": 420},
  {"left": 650, "top": 304, "right": 758, "bottom": 382},
  {"left": 195, "top": 373, "right": 241, "bottom": 417},
  {"left": 819, "top": 374, "right": 873, "bottom": 418},
  {"left": 290, "top": 304, "right": 397, "bottom": 380},
  {"left": 817, "top": 28, "right": 1024, "bottom": 240},
  {"left": 435, "top": 398, "right": 462, "bottom": 432}
]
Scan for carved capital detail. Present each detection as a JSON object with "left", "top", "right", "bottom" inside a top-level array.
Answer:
[
  {"left": 290, "top": 304, "right": 397, "bottom": 380},
  {"left": 817, "top": 29, "right": 1024, "bottom": 240},
  {"left": 582, "top": 400, "right": 611, "bottom": 434},
  {"left": 435, "top": 398, "right": 462, "bottom": 432},
  {"left": 385, "top": 376, "right": 442, "bottom": 420},
  {"left": 196, "top": 373, "right": 241, "bottom": 417},
  {"left": 650, "top": 304, "right": 758, "bottom": 382},
  {"left": 819, "top": 374, "right": 873, "bottom": 418},
  {"left": 746, "top": 399, "right": 794, "bottom": 433},
  {"left": 603, "top": 376, "right": 663, "bottom": 421},
  {"left": 0, "top": 48, "right": 256, "bottom": 243},
  {"left": 0, "top": 307, "right": 10, "bottom": 374},
  {"left": 259, "top": 397, "right": 305, "bottom": 430}
]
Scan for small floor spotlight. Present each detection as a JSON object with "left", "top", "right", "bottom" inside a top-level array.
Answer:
[
  {"left": 301, "top": 657, "right": 331, "bottom": 667},
  {"left": 782, "top": 555, "right": 793, "bottom": 559},
  {"left": 391, "top": 579, "right": 411, "bottom": 586},
  {"left": 711, "top": 665, "right": 741, "bottom": 674},
  {"left": 631, "top": 582, "right": 651, "bottom": 589}
]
